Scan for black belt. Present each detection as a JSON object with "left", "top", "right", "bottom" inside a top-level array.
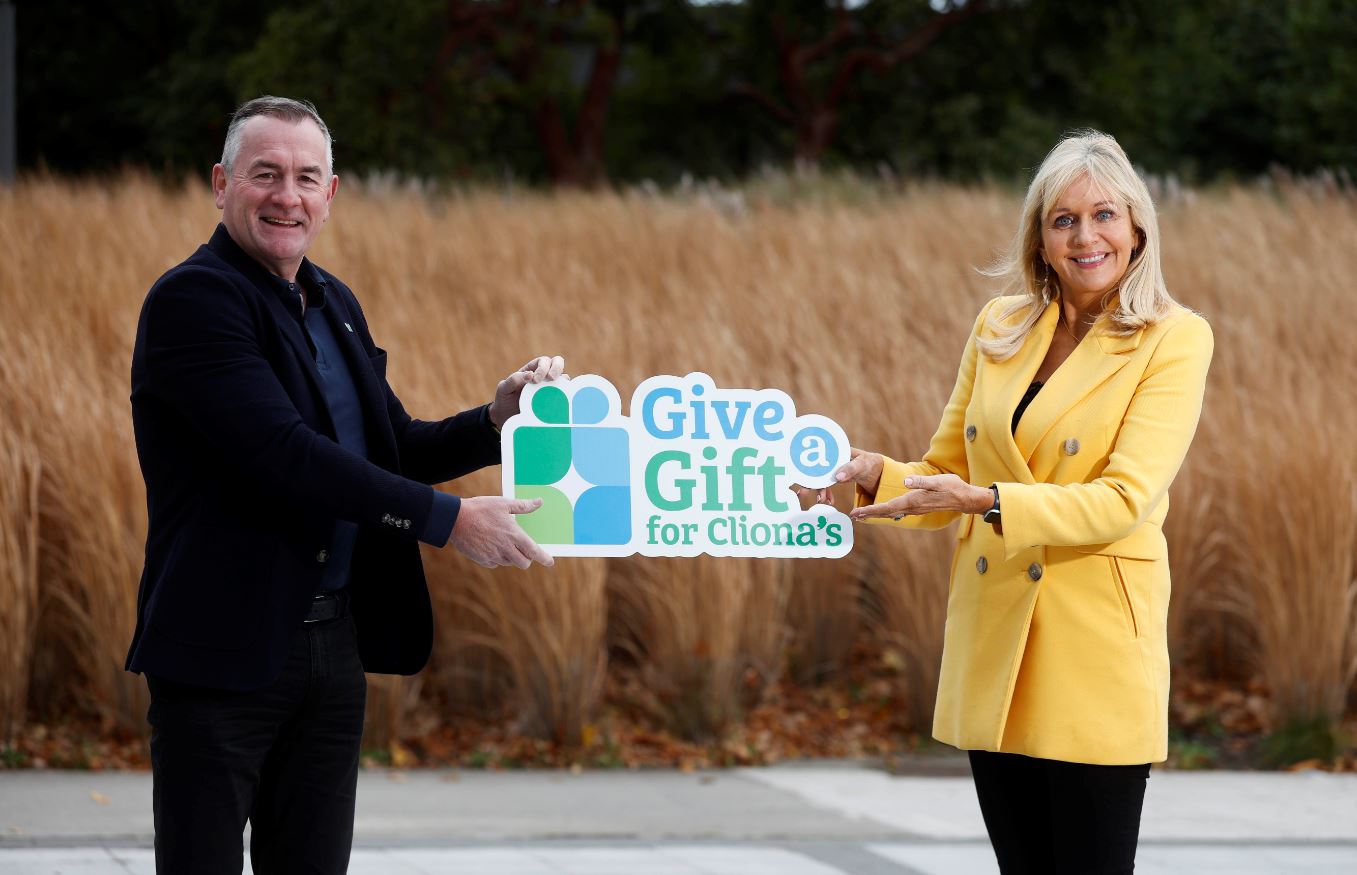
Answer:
[{"left": 304, "top": 590, "right": 348, "bottom": 624}]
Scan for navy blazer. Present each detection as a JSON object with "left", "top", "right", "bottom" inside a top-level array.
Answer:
[{"left": 126, "top": 225, "right": 501, "bottom": 691}]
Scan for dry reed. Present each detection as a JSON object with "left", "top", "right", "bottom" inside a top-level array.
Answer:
[
  {"left": 608, "top": 555, "right": 792, "bottom": 739},
  {"left": 1, "top": 173, "right": 1354, "bottom": 752},
  {"left": 0, "top": 426, "right": 40, "bottom": 740}
]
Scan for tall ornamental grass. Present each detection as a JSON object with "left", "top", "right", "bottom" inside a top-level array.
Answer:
[{"left": 0, "top": 174, "right": 1353, "bottom": 758}]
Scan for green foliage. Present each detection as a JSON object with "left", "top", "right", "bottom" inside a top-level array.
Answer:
[
  {"left": 14, "top": 0, "right": 1357, "bottom": 182},
  {"left": 231, "top": 0, "right": 523, "bottom": 179},
  {"left": 1259, "top": 717, "right": 1349, "bottom": 769},
  {"left": 360, "top": 746, "right": 393, "bottom": 766},
  {"left": 16, "top": 0, "right": 281, "bottom": 175},
  {"left": 1168, "top": 726, "right": 1222, "bottom": 770},
  {"left": 0, "top": 742, "right": 27, "bottom": 768}
]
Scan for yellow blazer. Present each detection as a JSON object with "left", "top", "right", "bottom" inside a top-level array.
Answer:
[{"left": 860, "top": 295, "right": 1213, "bottom": 764}]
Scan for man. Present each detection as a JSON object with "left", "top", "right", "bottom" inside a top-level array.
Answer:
[{"left": 125, "top": 96, "right": 557, "bottom": 873}]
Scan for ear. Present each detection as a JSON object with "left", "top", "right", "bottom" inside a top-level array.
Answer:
[{"left": 211, "top": 164, "right": 227, "bottom": 210}]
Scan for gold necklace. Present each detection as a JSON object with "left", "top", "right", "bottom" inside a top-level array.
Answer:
[{"left": 1060, "top": 310, "right": 1087, "bottom": 343}]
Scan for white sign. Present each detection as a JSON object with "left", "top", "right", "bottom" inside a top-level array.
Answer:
[{"left": 501, "top": 373, "right": 852, "bottom": 558}]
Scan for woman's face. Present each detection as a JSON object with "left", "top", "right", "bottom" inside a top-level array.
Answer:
[{"left": 1039, "top": 174, "right": 1139, "bottom": 302}]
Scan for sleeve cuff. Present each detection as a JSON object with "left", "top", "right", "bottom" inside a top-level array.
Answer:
[
  {"left": 855, "top": 456, "right": 963, "bottom": 530},
  {"left": 420, "top": 490, "right": 461, "bottom": 547}
]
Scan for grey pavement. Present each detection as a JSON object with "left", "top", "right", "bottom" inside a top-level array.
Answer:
[{"left": 1, "top": 762, "right": 1355, "bottom": 873}]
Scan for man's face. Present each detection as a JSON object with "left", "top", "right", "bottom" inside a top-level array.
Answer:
[{"left": 212, "top": 115, "right": 338, "bottom": 281}]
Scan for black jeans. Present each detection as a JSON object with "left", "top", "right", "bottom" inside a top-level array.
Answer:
[
  {"left": 147, "top": 608, "right": 366, "bottom": 875},
  {"left": 969, "top": 749, "right": 1151, "bottom": 875}
]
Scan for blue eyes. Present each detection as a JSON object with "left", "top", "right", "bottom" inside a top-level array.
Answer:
[{"left": 1052, "top": 209, "right": 1116, "bottom": 229}]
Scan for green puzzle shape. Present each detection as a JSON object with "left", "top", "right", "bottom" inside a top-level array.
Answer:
[
  {"left": 515, "top": 485, "right": 572, "bottom": 544},
  {"left": 531, "top": 385, "right": 570, "bottom": 424},
  {"left": 514, "top": 427, "right": 571, "bottom": 485}
]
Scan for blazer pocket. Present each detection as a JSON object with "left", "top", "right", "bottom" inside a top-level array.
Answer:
[
  {"left": 1108, "top": 556, "right": 1142, "bottom": 639},
  {"left": 1073, "top": 525, "right": 1166, "bottom": 561},
  {"left": 368, "top": 349, "right": 388, "bottom": 380}
]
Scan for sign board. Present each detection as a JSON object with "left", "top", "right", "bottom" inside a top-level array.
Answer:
[{"left": 501, "top": 373, "right": 852, "bottom": 558}]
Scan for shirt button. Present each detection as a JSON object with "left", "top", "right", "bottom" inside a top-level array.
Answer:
[
  {"left": 965, "top": 425, "right": 977, "bottom": 442},
  {"left": 976, "top": 556, "right": 988, "bottom": 574},
  {"left": 1063, "top": 438, "right": 1080, "bottom": 455},
  {"left": 316, "top": 550, "right": 328, "bottom": 563},
  {"left": 1028, "top": 563, "right": 1043, "bottom": 582},
  {"left": 402, "top": 520, "right": 410, "bottom": 529}
]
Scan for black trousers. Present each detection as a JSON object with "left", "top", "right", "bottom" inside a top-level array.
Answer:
[
  {"left": 969, "top": 750, "right": 1151, "bottom": 875},
  {"left": 147, "top": 608, "right": 366, "bottom": 875}
]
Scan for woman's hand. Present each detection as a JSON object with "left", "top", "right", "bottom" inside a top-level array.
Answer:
[
  {"left": 792, "top": 447, "right": 883, "bottom": 507},
  {"left": 848, "top": 473, "right": 992, "bottom": 521}
]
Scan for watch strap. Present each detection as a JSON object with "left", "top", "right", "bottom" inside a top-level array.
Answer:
[{"left": 982, "top": 484, "right": 1001, "bottom": 523}]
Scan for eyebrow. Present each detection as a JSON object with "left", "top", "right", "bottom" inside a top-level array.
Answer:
[
  {"left": 1050, "top": 200, "right": 1116, "bottom": 214},
  {"left": 248, "top": 159, "right": 324, "bottom": 175}
]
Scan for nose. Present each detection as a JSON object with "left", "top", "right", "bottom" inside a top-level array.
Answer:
[
  {"left": 270, "top": 177, "right": 302, "bottom": 209},
  {"left": 1072, "top": 221, "right": 1098, "bottom": 247}
]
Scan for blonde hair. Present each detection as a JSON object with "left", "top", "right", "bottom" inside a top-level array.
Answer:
[{"left": 977, "top": 130, "right": 1176, "bottom": 361}]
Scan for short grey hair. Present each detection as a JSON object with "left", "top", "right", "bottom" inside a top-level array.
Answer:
[{"left": 221, "top": 96, "right": 333, "bottom": 175}]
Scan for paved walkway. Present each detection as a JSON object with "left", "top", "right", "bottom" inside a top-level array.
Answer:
[{"left": 1, "top": 763, "right": 1355, "bottom": 873}]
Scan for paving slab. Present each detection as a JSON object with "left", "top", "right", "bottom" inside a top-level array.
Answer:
[
  {"left": 1, "top": 764, "right": 1355, "bottom": 874},
  {"left": 739, "top": 766, "right": 1357, "bottom": 842},
  {"left": 3, "top": 842, "right": 1357, "bottom": 875}
]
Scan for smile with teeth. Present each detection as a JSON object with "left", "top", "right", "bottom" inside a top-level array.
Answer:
[
  {"left": 1073, "top": 253, "right": 1108, "bottom": 266},
  {"left": 262, "top": 217, "right": 301, "bottom": 226}
]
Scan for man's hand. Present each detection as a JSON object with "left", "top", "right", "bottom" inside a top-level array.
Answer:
[
  {"left": 449, "top": 496, "right": 555, "bottom": 569},
  {"left": 848, "top": 473, "right": 991, "bottom": 521},
  {"left": 489, "top": 356, "right": 567, "bottom": 429},
  {"left": 833, "top": 448, "right": 886, "bottom": 498},
  {"left": 792, "top": 447, "right": 885, "bottom": 508}
]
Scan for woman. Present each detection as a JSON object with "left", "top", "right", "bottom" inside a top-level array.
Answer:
[{"left": 830, "top": 131, "right": 1213, "bottom": 873}]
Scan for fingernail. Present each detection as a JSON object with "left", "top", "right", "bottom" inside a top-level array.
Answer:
[
  {"left": 835, "top": 472, "right": 846, "bottom": 481},
  {"left": 904, "top": 478, "right": 916, "bottom": 487}
]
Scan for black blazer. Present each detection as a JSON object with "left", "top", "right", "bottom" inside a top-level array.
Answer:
[{"left": 125, "top": 224, "right": 500, "bottom": 691}]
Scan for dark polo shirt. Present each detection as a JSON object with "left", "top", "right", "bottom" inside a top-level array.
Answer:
[{"left": 269, "top": 265, "right": 458, "bottom": 592}]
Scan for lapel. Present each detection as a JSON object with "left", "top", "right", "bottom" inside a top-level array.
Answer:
[
  {"left": 1012, "top": 310, "right": 1142, "bottom": 465},
  {"left": 206, "top": 225, "right": 331, "bottom": 412},
  {"left": 977, "top": 300, "right": 1060, "bottom": 483}
]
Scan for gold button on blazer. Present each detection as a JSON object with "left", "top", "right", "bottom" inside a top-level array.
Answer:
[{"left": 858, "top": 295, "right": 1214, "bottom": 765}]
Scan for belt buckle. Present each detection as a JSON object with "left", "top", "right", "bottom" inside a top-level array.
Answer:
[{"left": 304, "top": 592, "right": 339, "bottom": 624}]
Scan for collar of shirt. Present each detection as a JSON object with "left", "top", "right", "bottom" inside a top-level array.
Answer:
[
  {"left": 272, "top": 260, "right": 330, "bottom": 322},
  {"left": 207, "top": 223, "right": 331, "bottom": 322}
]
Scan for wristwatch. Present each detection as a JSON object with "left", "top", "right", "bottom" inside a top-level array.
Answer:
[{"left": 982, "top": 484, "right": 1001, "bottom": 524}]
